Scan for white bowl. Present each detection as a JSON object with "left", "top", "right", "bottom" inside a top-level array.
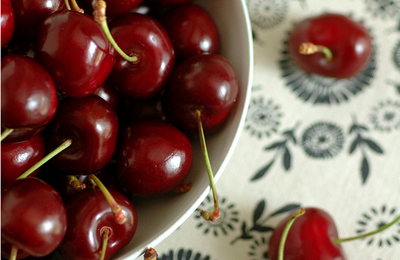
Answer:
[{"left": 113, "top": 0, "right": 253, "bottom": 259}]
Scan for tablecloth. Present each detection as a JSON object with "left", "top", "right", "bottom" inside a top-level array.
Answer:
[{"left": 153, "top": 0, "right": 400, "bottom": 259}]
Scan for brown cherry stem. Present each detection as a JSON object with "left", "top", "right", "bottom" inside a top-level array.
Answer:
[
  {"left": 333, "top": 214, "right": 400, "bottom": 244},
  {"left": 278, "top": 208, "right": 306, "bottom": 260},
  {"left": 299, "top": 42, "right": 333, "bottom": 61},
  {"left": 99, "top": 227, "right": 111, "bottom": 260},
  {"left": 67, "top": 175, "right": 87, "bottom": 191},
  {"left": 9, "top": 245, "right": 18, "bottom": 260},
  {"left": 195, "top": 109, "right": 220, "bottom": 223},
  {"left": 92, "top": 0, "right": 139, "bottom": 63},
  {"left": 1, "top": 127, "right": 13, "bottom": 142},
  {"left": 143, "top": 247, "right": 158, "bottom": 260},
  {"left": 89, "top": 174, "right": 126, "bottom": 224},
  {"left": 16, "top": 139, "right": 73, "bottom": 179}
]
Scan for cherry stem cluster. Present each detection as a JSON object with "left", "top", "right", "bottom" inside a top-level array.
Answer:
[
  {"left": 195, "top": 109, "right": 220, "bottom": 223},
  {"left": 299, "top": 42, "right": 333, "bottom": 61},
  {"left": 89, "top": 174, "right": 126, "bottom": 224},
  {"left": 92, "top": 0, "right": 139, "bottom": 63},
  {"left": 17, "top": 139, "right": 73, "bottom": 179},
  {"left": 1, "top": 127, "right": 14, "bottom": 142},
  {"left": 278, "top": 208, "right": 306, "bottom": 260}
]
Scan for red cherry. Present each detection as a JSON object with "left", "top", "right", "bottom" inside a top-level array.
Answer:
[
  {"left": 1, "top": 54, "right": 58, "bottom": 129},
  {"left": 36, "top": 10, "right": 116, "bottom": 97},
  {"left": 1, "top": 177, "right": 67, "bottom": 257},
  {"left": 108, "top": 12, "right": 175, "bottom": 99},
  {"left": 149, "top": 0, "right": 194, "bottom": 6},
  {"left": 117, "top": 119, "right": 193, "bottom": 197},
  {"left": 46, "top": 95, "right": 119, "bottom": 175},
  {"left": 160, "top": 3, "right": 220, "bottom": 61},
  {"left": 288, "top": 13, "right": 372, "bottom": 78},
  {"left": 1, "top": 0, "right": 14, "bottom": 47},
  {"left": 1, "top": 133, "right": 46, "bottom": 190},
  {"left": 57, "top": 186, "right": 138, "bottom": 260},
  {"left": 268, "top": 207, "right": 346, "bottom": 260},
  {"left": 77, "top": 0, "right": 143, "bottom": 17},
  {"left": 161, "top": 53, "right": 239, "bottom": 134},
  {"left": 91, "top": 78, "right": 119, "bottom": 109},
  {"left": 1, "top": 125, "right": 45, "bottom": 144}
]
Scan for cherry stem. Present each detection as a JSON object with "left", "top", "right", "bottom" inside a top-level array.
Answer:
[
  {"left": 70, "top": 0, "right": 84, "bottom": 13},
  {"left": 89, "top": 174, "right": 126, "bottom": 224},
  {"left": 9, "top": 245, "right": 18, "bottom": 260},
  {"left": 1, "top": 127, "right": 14, "bottom": 142},
  {"left": 195, "top": 109, "right": 220, "bottom": 223},
  {"left": 67, "top": 175, "right": 87, "bottom": 191},
  {"left": 333, "top": 214, "right": 400, "bottom": 244},
  {"left": 299, "top": 42, "right": 333, "bottom": 61},
  {"left": 92, "top": 0, "right": 139, "bottom": 63},
  {"left": 278, "top": 208, "right": 306, "bottom": 260},
  {"left": 64, "top": 0, "right": 71, "bottom": 10},
  {"left": 99, "top": 227, "right": 111, "bottom": 260},
  {"left": 143, "top": 247, "right": 158, "bottom": 260},
  {"left": 16, "top": 139, "right": 73, "bottom": 179}
]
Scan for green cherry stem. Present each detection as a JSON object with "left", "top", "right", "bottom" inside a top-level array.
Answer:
[
  {"left": 9, "top": 245, "right": 18, "bottom": 260},
  {"left": 92, "top": 0, "right": 139, "bottom": 63},
  {"left": 299, "top": 42, "right": 333, "bottom": 61},
  {"left": 333, "top": 214, "right": 400, "bottom": 244},
  {"left": 1, "top": 127, "right": 14, "bottom": 142},
  {"left": 99, "top": 227, "right": 111, "bottom": 260},
  {"left": 195, "top": 109, "right": 220, "bottom": 223},
  {"left": 89, "top": 174, "right": 126, "bottom": 224},
  {"left": 16, "top": 139, "right": 73, "bottom": 179},
  {"left": 278, "top": 208, "right": 306, "bottom": 260},
  {"left": 64, "top": 0, "right": 71, "bottom": 10}
]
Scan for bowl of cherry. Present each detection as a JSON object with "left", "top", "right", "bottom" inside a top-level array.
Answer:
[{"left": 1, "top": 0, "right": 253, "bottom": 259}]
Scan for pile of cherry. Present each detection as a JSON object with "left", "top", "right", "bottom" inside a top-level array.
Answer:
[{"left": 1, "top": 0, "right": 238, "bottom": 259}]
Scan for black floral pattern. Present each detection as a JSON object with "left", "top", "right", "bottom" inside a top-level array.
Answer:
[
  {"left": 246, "top": 0, "right": 288, "bottom": 30},
  {"left": 370, "top": 99, "right": 400, "bottom": 131},
  {"left": 248, "top": 236, "right": 269, "bottom": 260},
  {"left": 244, "top": 96, "right": 283, "bottom": 139},
  {"left": 301, "top": 122, "right": 345, "bottom": 159},
  {"left": 157, "top": 249, "right": 212, "bottom": 260},
  {"left": 393, "top": 40, "right": 400, "bottom": 70},
  {"left": 364, "top": 0, "right": 400, "bottom": 19}
]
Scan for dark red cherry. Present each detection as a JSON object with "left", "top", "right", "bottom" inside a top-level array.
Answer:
[
  {"left": 109, "top": 12, "right": 175, "bottom": 99},
  {"left": 1, "top": 125, "right": 45, "bottom": 143},
  {"left": 1, "top": 177, "right": 67, "bottom": 257},
  {"left": 288, "top": 13, "right": 372, "bottom": 78},
  {"left": 149, "top": 0, "right": 194, "bottom": 6},
  {"left": 92, "top": 78, "right": 119, "bottom": 109},
  {"left": 117, "top": 119, "right": 193, "bottom": 197},
  {"left": 1, "top": 239, "right": 30, "bottom": 259},
  {"left": 1, "top": 54, "right": 58, "bottom": 129},
  {"left": 46, "top": 95, "right": 119, "bottom": 175},
  {"left": 160, "top": 3, "right": 220, "bottom": 61},
  {"left": 1, "top": 133, "right": 46, "bottom": 190},
  {"left": 36, "top": 10, "right": 116, "bottom": 97},
  {"left": 57, "top": 186, "right": 138, "bottom": 260},
  {"left": 1, "top": 0, "right": 14, "bottom": 47},
  {"left": 161, "top": 53, "right": 238, "bottom": 134},
  {"left": 77, "top": 0, "right": 143, "bottom": 17},
  {"left": 268, "top": 207, "right": 346, "bottom": 260}
]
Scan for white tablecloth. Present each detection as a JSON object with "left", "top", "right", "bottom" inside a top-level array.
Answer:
[{"left": 153, "top": 0, "right": 400, "bottom": 259}]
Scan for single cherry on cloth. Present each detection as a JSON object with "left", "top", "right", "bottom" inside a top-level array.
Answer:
[
  {"left": 117, "top": 119, "right": 193, "bottom": 197},
  {"left": 108, "top": 12, "right": 175, "bottom": 100},
  {"left": 1, "top": 133, "right": 46, "bottom": 190},
  {"left": 268, "top": 207, "right": 346, "bottom": 260},
  {"left": 288, "top": 13, "right": 372, "bottom": 78},
  {"left": 57, "top": 185, "right": 138, "bottom": 260},
  {"left": 1, "top": 0, "right": 14, "bottom": 47},
  {"left": 36, "top": 9, "right": 116, "bottom": 97},
  {"left": 1, "top": 54, "right": 58, "bottom": 130},
  {"left": 160, "top": 3, "right": 220, "bottom": 61},
  {"left": 1, "top": 177, "right": 67, "bottom": 257},
  {"left": 46, "top": 95, "right": 119, "bottom": 175}
]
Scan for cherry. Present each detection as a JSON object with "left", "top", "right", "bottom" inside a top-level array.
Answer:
[
  {"left": 1, "top": 125, "right": 46, "bottom": 144},
  {"left": 46, "top": 95, "right": 119, "bottom": 175},
  {"left": 57, "top": 182, "right": 138, "bottom": 260},
  {"left": 288, "top": 13, "right": 372, "bottom": 78},
  {"left": 92, "top": 78, "right": 119, "bottom": 109},
  {"left": 36, "top": 9, "right": 116, "bottom": 97},
  {"left": 1, "top": 0, "right": 14, "bottom": 47},
  {"left": 108, "top": 12, "right": 175, "bottom": 99},
  {"left": 1, "top": 54, "right": 58, "bottom": 131},
  {"left": 77, "top": 0, "right": 143, "bottom": 17},
  {"left": 1, "top": 133, "right": 46, "bottom": 190},
  {"left": 160, "top": 3, "right": 220, "bottom": 61},
  {"left": 148, "top": 0, "right": 194, "bottom": 6},
  {"left": 1, "top": 177, "right": 67, "bottom": 257},
  {"left": 116, "top": 119, "right": 193, "bottom": 197}
]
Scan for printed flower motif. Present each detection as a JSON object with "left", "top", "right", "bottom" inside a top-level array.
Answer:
[
  {"left": 248, "top": 236, "right": 269, "bottom": 260},
  {"left": 393, "top": 40, "right": 400, "bottom": 70},
  {"left": 157, "top": 248, "right": 211, "bottom": 260},
  {"left": 356, "top": 205, "right": 400, "bottom": 247},
  {"left": 246, "top": 0, "right": 288, "bottom": 29},
  {"left": 279, "top": 30, "right": 377, "bottom": 104},
  {"left": 370, "top": 100, "right": 400, "bottom": 132},
  {"left": 245, "top": 97, "right": 283, "bottom": 139},
  {"left": 194, "top": 196, "right": 239, "bottom": 237},
  {"left": 364, "top": 0, "right": 400, "bottom": 19},
  {"left": 302, "top": 122, "right": 345, "bottom": 159}
]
